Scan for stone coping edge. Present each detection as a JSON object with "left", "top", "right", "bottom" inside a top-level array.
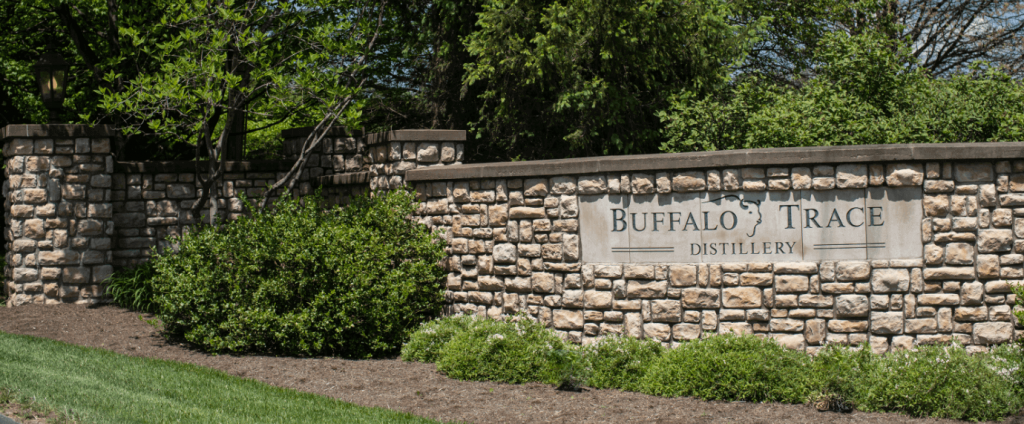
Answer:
[
  {"left": 317, "top": 172, "right": 370, "bottom": 186},
  {"left": 116, "top": 160, "right": 295, "bottom": 174},
  {"left": 2, "top": 124, "right": 117, "bottom": 138},
  {"left": 406, "top": 142, "right": 1024, "bottom": 181},
  {"left": 364, "top": 129, "right": 466, "bottom": 145}
]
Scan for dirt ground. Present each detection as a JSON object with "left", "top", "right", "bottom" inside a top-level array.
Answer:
[{"left": 0, "top": 304, "right": 1019, "bottom": 424}]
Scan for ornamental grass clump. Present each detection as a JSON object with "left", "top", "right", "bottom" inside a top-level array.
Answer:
[
  {"left": 435, "top": 315, "right": 568, "bottom": 384},
  {"left": 584, "top": 335, "right": 664, "bottom": 391},
  {"left": 855, "top": 342, "right": 1023, "bottom": 422},
  {"left": 639, "top": 334, "right": 812, "bottom": 403},
  {"left": 151, "top": 188, "right": 446, "bottom": 358}
]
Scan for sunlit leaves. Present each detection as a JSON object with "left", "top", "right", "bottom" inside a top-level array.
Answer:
[
  {"left": 99, "top": 0, "right": 381, "bottom": 149},
  {"left": 462, "top": 0, "right": 762, "bottom": 157}
]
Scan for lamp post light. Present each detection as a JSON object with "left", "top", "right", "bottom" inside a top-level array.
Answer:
[{"left": 32, "top": 43, "right": 70, "bottom": 124}]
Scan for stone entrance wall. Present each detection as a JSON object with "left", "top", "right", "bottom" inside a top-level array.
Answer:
[
  {"left": 4, "top": 122, "right": 1022, "bottom": 353},
  {"left": 2, "top": 124, "right": 465, "bottom": 305},
  {"left": 405, "top": 143, "right": 1024, "bottom": 353}
]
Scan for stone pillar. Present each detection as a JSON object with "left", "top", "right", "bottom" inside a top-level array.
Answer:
[
  {"left": 3, "top": 125, "right": 116, "bottom": 306},
  {"left": 364, "top": 130, "right": 466, "bottom": 191}
]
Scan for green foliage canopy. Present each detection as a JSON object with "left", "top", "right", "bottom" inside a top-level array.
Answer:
[
  {"left": 462, "top": 0, "right": 765, "bottom": 158},
  {"left": 660, "top": 29, "right": 1024, "bottom": 153}
]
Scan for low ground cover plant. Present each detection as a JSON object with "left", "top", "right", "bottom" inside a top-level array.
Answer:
[
  {"left": 400, "top": 314, "right": 484, "bottom": 363},
  {"left": 855, "top": 343, "right": 1022, "bottom": 421},
  {"left": 584, "top": 335, "right": 663, "bottom": 392},
  {"left": 115, "top": 188, "right": 446, "bottom": 358},
  {"left": 434, "top": 315, "right": 568, "bottom": 384},
  {"left": 404, "top": 315, "right": 1024, "bottom": 421},
  {"left": 639, "top": 333, "right": 812, "bottom": 403},
  {"left": 0, "top": 386, "right": 78, "bottom": 423}
]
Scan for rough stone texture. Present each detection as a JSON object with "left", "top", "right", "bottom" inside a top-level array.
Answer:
[
  {"left": 835, "top": 295, "right": 869, "bottom": 318},
  {"left": 978, "top": 229, "right": 1013, "bottom": 253},
  {"left": 722, "top": 287, "right": 762, "bottom": 308},
  {"left": 869, "top": 269, "right": 910, "bottom": 293},
  {"left": 681, "top": 288, "right": 720, "bottom": 308},
  {"left": 835, "top": 262, "right": 871, "bottom": 281},
  {"left": 553, "top": 310, "right": 584, "bottom": 330},
  {"left": 973, "top": 322, "right": 1013, "bottom": 344},
  {"left": 870, "top": 312, "right": 904, "bottom": 335}
]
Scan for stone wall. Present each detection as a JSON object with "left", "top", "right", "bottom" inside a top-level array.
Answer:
[
  {"left": 109, "top": 160, "right": 327, "bottom": 268},
  {"left": 5, "top": 121, "right": 1021, "bottom": 354},
  {"left": 405, "top": 143, "right": 1024, "bottom": 353},
  {"left": 3, "top": 124, "right": 465, "bottom": 305}
]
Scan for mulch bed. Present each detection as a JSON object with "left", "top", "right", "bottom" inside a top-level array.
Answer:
[{"left": 0, "top": 304, "right": 1016, "bottom": 424}]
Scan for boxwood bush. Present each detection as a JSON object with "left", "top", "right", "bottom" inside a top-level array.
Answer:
[{"left": 151, "top": 188, "right": 446, "bottom": 358}]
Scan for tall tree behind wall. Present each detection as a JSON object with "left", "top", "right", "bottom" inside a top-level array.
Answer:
[
  {"left": 896, "top": 0, "right": 1024, "bottom": 77},
  {"left": 458, "top": 0, "right": 762, "bottom": 160}
]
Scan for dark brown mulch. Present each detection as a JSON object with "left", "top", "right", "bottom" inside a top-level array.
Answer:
[{"left": 0, "top": 304, "right": 1016, "bottom": 424}]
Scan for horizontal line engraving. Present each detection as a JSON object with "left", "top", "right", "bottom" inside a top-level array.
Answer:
[{"left": 813, "top": 243, "right": 885, "bottom": 246}]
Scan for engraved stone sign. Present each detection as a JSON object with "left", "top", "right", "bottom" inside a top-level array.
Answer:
[{"left": 579, "top": 188, "right": 922, "bottom": 263}]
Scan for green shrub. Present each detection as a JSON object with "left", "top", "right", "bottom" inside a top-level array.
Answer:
[
  {"left": 639, "top": 334, "right": 811, "bottom": 403},
  {"left": 808, "top": 343, "right": 872, "bottom": 412},
  {"left": 546, "top": 345, "right": 590, "bottom": 391},
  {"left": 990, "top": 343, "right": 1024, "bottom": 399},
  {"left": 435, "top": 316, "right": 566, "bottom": 384},
  {"left": 401, "top": 314, "right": 484, "bottom": 363},
  {"left": 855, "top": 343, "right": 1022, "bottom": 421},
  {"left": 152, "top": 188, "right": 447, "bottom": 358},
  {"left": 585, "top": 335, "right": 664, "bottom": 391},
  {"left": 106, "top": 261, "right": 160, "bottom": 313}
]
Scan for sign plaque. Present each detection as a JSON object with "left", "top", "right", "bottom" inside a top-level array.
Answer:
[{"left": 578, "top": 188, "right": 923, "bottom": 263}]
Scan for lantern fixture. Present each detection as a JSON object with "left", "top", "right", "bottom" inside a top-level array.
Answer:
[{"left": 32, "top": 43, "right": 70, "bottom": 124}]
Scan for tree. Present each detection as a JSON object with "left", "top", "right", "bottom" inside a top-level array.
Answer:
[
  {"left": 459, "top": 0, "right": 762, "bottom": 159},
  {"left": 896, "top": 0, "right": 1024, "bottom": 77},
  {"left": 732, "top": 0, "right": 892, "bottom": 86},
  {"left": 659, "top": 29, "right": 1024, "bottom": 153},
  {"left": 733, "top": 0, "right": 1024, "bottom": 82},
  {"left": 98, "top": 0, "right": 387, "bottom": 217}
]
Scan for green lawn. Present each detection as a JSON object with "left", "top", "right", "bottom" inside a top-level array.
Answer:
[{"left": 0, "top": 331, "right": 440, "bottom": 424}]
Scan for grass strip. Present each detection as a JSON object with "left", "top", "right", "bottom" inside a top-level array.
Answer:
[{"left": 0, "top": 331, "right": 439, "bottom": 424}]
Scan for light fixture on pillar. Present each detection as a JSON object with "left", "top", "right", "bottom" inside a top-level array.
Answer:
[{"left": 32, "top": 43, "right": 70, "bottom": 124}]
